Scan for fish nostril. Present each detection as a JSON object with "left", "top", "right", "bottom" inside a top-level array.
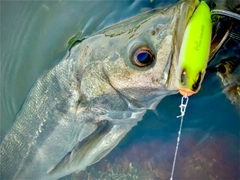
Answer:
[{"left": 151, "top": 30, "right": 156, "bottom": 35}]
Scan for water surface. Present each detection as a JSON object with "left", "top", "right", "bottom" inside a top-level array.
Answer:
[{"left": 1, "top": 0, "right": 239, "bottom": 179}]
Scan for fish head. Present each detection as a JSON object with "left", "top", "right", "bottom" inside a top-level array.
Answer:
[{"left": 75, "top": 0, "right": 199, "bottom": 110}]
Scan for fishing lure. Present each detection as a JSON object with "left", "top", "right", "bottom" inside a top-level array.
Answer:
[
  {"left": 177, "top": 0, "right": 212, "bottom": 96},
  {"left": 171, "top": 1, "right": 213, "bottom": 179}
]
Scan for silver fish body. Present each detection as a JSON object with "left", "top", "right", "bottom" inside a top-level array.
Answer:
[{"left": 0, "top": 0, "right": 199, "bottom": 179}]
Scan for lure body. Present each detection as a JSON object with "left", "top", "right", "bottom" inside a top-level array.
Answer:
[{"left": 177, "top": 0, "right": 212, "bottom": 96}]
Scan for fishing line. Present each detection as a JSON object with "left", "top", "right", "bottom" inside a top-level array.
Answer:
[
  {"left": 170, "top": 94, "right": 189, "bottom": 180},
  {"left": 171, "top": 0, "right": 211, "bottom": 179}
]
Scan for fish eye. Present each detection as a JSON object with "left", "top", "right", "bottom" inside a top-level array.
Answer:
[
  {"left": 180, "top": 70, "right": 186, "bottom": 85},
  {"left": 192, "top": 72, "right": 202, "bottom": 91},
  {"left": 132, "top": 47, "right": 155, "bottom": 67}
]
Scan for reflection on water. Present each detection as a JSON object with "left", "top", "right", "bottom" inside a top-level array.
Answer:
[{"left": 1, "top": 0, "right": 239, "bottom": 179}]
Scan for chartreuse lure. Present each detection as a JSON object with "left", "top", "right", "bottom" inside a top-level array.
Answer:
[
  {"left": 171, "top": 2, "right": 213, "bottom": 179},
  {"left": 177, "top": 0, "right": 212, "bottom": 96}
]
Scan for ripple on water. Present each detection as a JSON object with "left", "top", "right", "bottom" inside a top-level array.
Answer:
[{"left": 1, "top": 1, "right": 35, "bottom": 138}]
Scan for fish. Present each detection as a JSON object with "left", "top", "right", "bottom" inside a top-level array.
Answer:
[
  {"left": 0, "top": 0, "right": 200, "bottom": 179},
  {"left": 3, "top": 0, "right": 234, "bottom": 179}
]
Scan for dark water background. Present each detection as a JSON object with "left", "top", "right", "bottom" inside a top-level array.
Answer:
[{"left": 1, "top": 0, "right": 239, "bottom": 179}]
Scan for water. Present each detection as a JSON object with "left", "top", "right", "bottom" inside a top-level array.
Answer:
[{"left": 1, "top": 0, "right": 239, "bottom": 179}]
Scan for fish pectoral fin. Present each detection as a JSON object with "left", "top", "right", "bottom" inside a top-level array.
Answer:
[{"left": 47, "top": 120, "right": 112, "bottom": 175}]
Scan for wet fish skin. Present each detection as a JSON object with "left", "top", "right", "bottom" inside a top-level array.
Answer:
[
  {"left": 47, "top": 120, "right": 113, "bottom": 175},
  {"left": 0, "top": 0, "right": 199, "bottom": 179}
]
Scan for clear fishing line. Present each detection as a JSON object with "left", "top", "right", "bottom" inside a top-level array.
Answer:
[{"left": 170, "top": 94, "right": 189, "bottom": 180}]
